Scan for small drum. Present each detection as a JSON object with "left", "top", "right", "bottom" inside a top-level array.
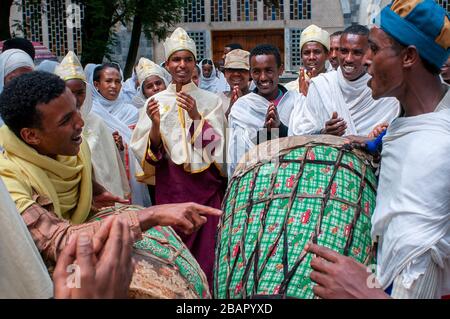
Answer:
[
  {"left": 214, "top": 136, "right": 377, "bottom": 299},
  {"left": 93, "top": 206, "right": 210, "bottom": 299}
]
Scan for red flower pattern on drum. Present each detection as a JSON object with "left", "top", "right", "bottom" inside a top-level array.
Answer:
[
  {"left": 344, "top": 224, "right": 352, "bottom": 237},
  {"left": 232, "top": 242, "right": 240, "bottom": 257},
  {"left": 316, "top": 187, "right": 323, "bottom": 194},
  {"left": 307, "top": 150, "right": 316, "bottom": 161},
  {"left": 301, "top": 209, "right": 311, "bottom": 224},
  {"left": 235, "top": 282, "right": 243, "bottom": 295},
  {"left": 349, "top": 161, "right": 354, "bottom": 170},
  {"left": 286, "top": 175, "right": 295, "bottom": 188},
  {"left": 273, "top": 285, "right": 281, "bottom": 294},
  {"left": 331, "top": 182, "right": 338, "bottom": 196},
  {"left": 364, "top": 202, "right": 370, "bottom": 214}
]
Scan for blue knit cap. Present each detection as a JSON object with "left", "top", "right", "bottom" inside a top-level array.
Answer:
[{"left": 376, "top": 0, "right": 450, "bottom": 69}]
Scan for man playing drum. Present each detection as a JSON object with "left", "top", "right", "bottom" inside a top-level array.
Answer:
[
  {"left": 0, "top": 71, "right": 221, "bottom": 293},
  {"left": 307, "top": 0, "right": 450, "bottom": 299}
]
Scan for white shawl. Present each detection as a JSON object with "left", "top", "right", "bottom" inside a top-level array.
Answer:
[
  {"left": 0, "top": 178, "right": 53, "bottom": 298},
  {"left": 87, "top": 68, "right": 151, "bottom": 207},
  {"left": 289, "top": 68, "right": 400, "bottom": 136},
  {"left": 372, "top": 102, "right": 450, "bottom": 296},
  {"left": 89, "top": 64, "right": 139, "bottom": 127},
  {"left": 228, "top": 90, "right": 302, "bottom": 176},
  {"left": 0, "top": 49, "right": 34, "bottom": 126},
  {"left": 199, "top": 59, "right": 221, "bottom": 93}
]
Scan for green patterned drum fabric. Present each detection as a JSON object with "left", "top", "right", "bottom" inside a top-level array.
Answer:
[
  {"left": 93, "top": 206, "right": 210, "bottom": 299},
  {"left": 214, "top": 136, "right": 377, "bottom": 299}
]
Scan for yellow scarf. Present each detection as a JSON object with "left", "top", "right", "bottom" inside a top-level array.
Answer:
[{"left": 0, "top": 126, "right": 92, "bottom": 224}]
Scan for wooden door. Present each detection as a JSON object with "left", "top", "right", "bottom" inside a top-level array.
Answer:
[{"left": 211, "top": 29, "right": 284, "bottom": 66}]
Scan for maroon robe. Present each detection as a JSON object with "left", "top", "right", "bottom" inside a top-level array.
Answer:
[{"left": 145, "top": 120, "right": 227, "bottom": 290}]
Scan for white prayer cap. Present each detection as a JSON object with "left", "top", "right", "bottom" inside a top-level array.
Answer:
[
  {"left": 135, "top": 57, "right": 170, "bottom": 86},
  {"left": 163, "top": 27, "right": 197, "bottom": 61},
  {"left": 300, "top": 25, "right": 330, "bottom": 52},
  {"left": 54, "top": 51, "right": 86, "bottom": 82}
]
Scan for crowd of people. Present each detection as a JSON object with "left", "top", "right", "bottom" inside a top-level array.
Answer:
[{"left": 0, "top": 0, "right": 448, "bottom": 299}]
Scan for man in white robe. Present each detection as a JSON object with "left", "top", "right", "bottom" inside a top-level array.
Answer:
[
  {"left": 228, "top": 44, "right": 303, "bottom": 177},
  {"left": 306, "top": 0, "right": 450, "bottom": 299},
  {"left": 289, "top": 25, "right": 400, "bottom": 137}
]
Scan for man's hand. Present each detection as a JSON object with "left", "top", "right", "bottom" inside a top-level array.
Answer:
[
  {"left": 177, "top": 92, "right": 201, "bottom": 121},
  {"left": 92, "top": 191, "right": 129, "bottom": 210},
  {"left": 53, "top": 217, "right": 134, "bottom": 299},
  {"left": 344, "top": 135, "right": 372, "bottom": 149},
  {"left": 306, "top": 243, "right": 389, "bottom": 299},
  {"left": 321, "top": 112, "right": 347, "bottom": 136},
  {"left": 141, "top": 202, "right": 222, "bottom": 235},
  {"left": 112, "top": 131, "right": 124, "bottom": 152},
  {"left": 225, "top": 85, "right": 242, "bottom": 119},
  {"left": 265, "top": 103, "right": 281, "bottom": 129},
  {"left": 299, "top": 67, "right": 317, "bottom": 96},
  {"left": 368, "top": 122, "right": 388, "bottom": 139},
  {"left": 146, "top": 98, "right": 160, "bottom": 127}
]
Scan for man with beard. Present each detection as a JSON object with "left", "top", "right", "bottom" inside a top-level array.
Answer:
[{"left": 289, "top": 25, "right": 400, "bottom": 137}]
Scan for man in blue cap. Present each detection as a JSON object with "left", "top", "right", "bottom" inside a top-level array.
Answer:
[{"left": 306, "top": 0, "right": 450, "bottom": 299}]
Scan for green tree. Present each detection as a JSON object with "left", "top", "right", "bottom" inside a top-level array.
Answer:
[{"left": 120, "top": 0, "right": 184, "bottom": 78}]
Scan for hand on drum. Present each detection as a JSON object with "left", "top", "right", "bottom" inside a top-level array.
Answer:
[
  {"left": 145, "top": 202, "right": 222, "bottom": 235},
  {"left": 306, "top": 243, "right": 389, "bottom": 299},
  {"left": 321, "top": 112, "right": 347, "bottom": 136},
  {"left": 53, "top": 216, "right": 134, "bottom": 299}
]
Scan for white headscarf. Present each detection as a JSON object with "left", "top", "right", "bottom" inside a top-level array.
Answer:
[
  {"left": 0, "top": 49, "right": 35, "bottom": 126},
  {"left": 199, "top": 59, "right": 220, "bottom": 93},
  {"left": 0, "top": 48, "right": 34, "bottom": 93},
  {"left": 36, "top": 60, "right": 59, "bottom": 74}
]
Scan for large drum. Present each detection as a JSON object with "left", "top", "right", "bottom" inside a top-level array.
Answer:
[
  {"left": 214, "top": 136, "right": 377, "bottom": 299},
  {"left": 93, "top": 206, "right": 210, "bottom": 299}
]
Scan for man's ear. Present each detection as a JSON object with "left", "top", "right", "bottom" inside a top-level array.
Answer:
[
  {"left": 278, "top": 63, "right": 285, "bottom": 76},
  {"left": 20, "top": 127, "right": 41, "bottom": 146},
  {"left": 403, "top": 45, "right": 420, "bottom": 70}
]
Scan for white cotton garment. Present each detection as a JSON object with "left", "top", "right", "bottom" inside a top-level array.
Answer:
[
  {"left": 228, "top": 90, "right": 302, "bottom": 176},
  {"left": 289, "top": 68, "right": 400, "bottom": 136},
  {"left": 372, "top": 98, "right": 450, "bottom": 297},
  {"left": 0, "top": 178, "right": 53, "bottom": 299}
]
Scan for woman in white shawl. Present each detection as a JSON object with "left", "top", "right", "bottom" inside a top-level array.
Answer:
[
  {"left": 90, "top": 63, "right": 139, "bottom": 127},
  {"left": 88, "top": 63, "right": 151, "bottom": 207},
  {"left": 199, "top": 59, "right": 221, "bottom": 93},
  {"left": 0, "top": 49, "right": 34, "bottom": 126},
  {"left": 132, "top": 57, "right": 171, "bottom": 109}
]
